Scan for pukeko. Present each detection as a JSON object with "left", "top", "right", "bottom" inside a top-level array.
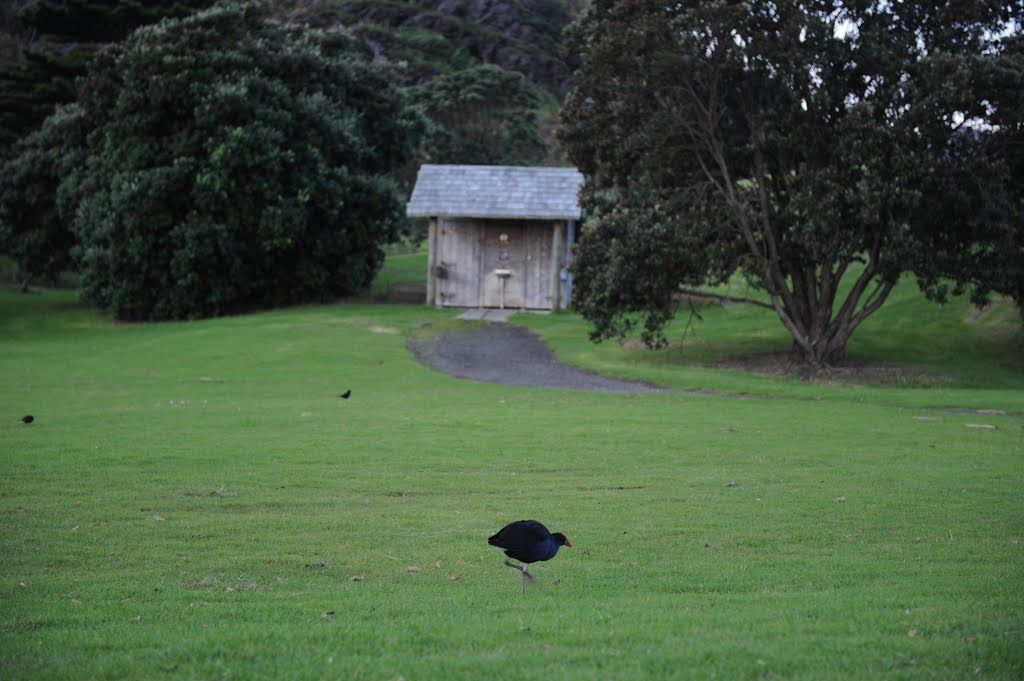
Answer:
[{"left": 488, "top": 519, "right": 571, "bottom": 593}]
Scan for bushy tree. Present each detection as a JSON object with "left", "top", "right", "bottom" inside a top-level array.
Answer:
[
  {"left": 971, "top": 31, "right": 1024, "bottom": 311},
  {"left": 0, "top": 103, "right": 85, "bottom": 290},
  {"left": 561, "top": 0, "right": 1023, "bottom": 364},
  {"left": 66, "top": 1, "right": 423, "bottom": 320},
  {"left": 412, "top": 64, "right": 549, "bottom": 166}
]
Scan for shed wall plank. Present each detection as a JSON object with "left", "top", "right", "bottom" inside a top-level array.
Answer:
[{"left": 436, "top": 218, "right": 482, "bottom": 307}]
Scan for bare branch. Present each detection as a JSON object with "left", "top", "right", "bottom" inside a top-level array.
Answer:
[
  {"left": 849, "top": 278, "right": 896, "bottom": 328},
  {"left": 771, "top": 299, "right": 814, "bottom": 352},
  {"left": 833, "top": 236, "right": 883, "bottom": 327},
  {"left": 676, "top": 287, "right": 775, "bottom": 309}
]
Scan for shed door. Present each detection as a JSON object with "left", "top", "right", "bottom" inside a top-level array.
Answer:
[
  {"left": 481, "top": 222, "right": 527, "bottom": 308},
  {"left": 524, "top": 222, "right": 555, "bottom": 309},
  {"left": 436, "top": 218, "right": 481, "bottom": 307}
]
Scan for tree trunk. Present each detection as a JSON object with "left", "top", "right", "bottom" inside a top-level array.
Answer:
[
  {"left": 783, "top": 275, "right": 896, "bottom": 367},
  {"left": 790, "top": 327, "right": 851, "bottom": 366},
  {"left": 691, "top": 95, "right": 900, "bottom": 367}
]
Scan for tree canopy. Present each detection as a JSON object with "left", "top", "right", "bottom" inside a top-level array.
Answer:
[
  {"left": 56, "top": 1, "right": 423, "bottom": 320},
  {"left": 411, "top": 64, "right": 549, "bottom": 166},
  {"left": 561, "top": 0, "right": 1023, "bottom": 365}
]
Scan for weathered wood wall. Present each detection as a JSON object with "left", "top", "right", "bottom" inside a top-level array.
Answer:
[{"left": 430, "top": 217, "right": 566, "bottom": 309}]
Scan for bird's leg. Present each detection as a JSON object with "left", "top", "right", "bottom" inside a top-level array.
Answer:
[
  {"left": 503, "top": 559, "right": 536, "bottom": 593},
  {"left": 504, "top": 559, "right": 536, "bottom": 580},
  {"left": 521, "top": 565, "right": 537, "bottom": 593}
]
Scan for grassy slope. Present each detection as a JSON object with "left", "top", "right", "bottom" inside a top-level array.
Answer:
[
  {"left": 516, "top": 273, "right": 1024, "bottom": 412},
  {"left": 1, "top": 271, "right": 1022, "bottom": 680}
]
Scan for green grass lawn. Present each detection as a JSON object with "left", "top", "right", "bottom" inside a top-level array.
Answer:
[
  {"left": 1, "top": 272, "right": 1022, "bottom": 680},
  {"left": 364, "top": 248, "right": 428, "bottom": 299}
]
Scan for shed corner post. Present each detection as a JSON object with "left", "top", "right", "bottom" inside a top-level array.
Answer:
[
  {"left": 426, "top": 217, "right": 438, "bottom": 306},
  {"left": 565, "top": 219, "right": 576, "bottom": 308},
  {"left": 550, "top": 220, "right": 566, "bottom": 310}
]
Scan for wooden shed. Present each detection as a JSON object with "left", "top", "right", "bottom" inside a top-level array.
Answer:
[{"left": 406, "top": 164, "right": 584, "bottom": 310}]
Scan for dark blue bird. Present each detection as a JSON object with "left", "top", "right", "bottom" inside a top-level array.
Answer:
[{"left": 488, "top": 519, "right": 572, "bottom": 593}]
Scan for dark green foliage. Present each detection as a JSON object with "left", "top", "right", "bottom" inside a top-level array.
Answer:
[
  {"left": 66, "top": 2, "right": 424, "bottom": 320},
  {"left": 570, "top": 179, "right": 742, "bottom": 348},
  {"left": 955, "top": 31, "right": 1024, "bottom": 312},
  {"left": 16, "top": 0, "right": 216, "bottom": 41},
  {"left": 412, "top": 64, "right": 549, "bottom": 166},
  {"left": 0, "top": 37, "right": 94, "bottom": 157},
  {"left": 562, "top": 0, "right": 1023, "bottom": 364},
  {"left": 284, "top": 1, "right": 574, "bottom": 171},
  {"left": 0, "top": 42, "right": 93, "bottom": 157},
  {"left": 0, "top": 1, "right": 216, "bottom": 156},
  {"left": 0, "top": 104, "right": 86, "bottom": 290},
  {"left": 300, "top": 0, "right": 574, "bottom": 93}
]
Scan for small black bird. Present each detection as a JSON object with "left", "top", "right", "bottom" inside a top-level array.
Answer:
[
  {"left": 339, "top": 390, "right": 351, "bottom": 399},
  {"left": 488, "top": 519, "right": 571, "bottom": 593},
  {"left": 21, "top": 415, "right": 33, "bottom": 424}
]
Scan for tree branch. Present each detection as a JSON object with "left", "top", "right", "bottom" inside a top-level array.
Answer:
[
  {"left": 676, "top": 287, "right": 775, "bottom": 309},
  {"left": 849, "top": 277, "right": 896, "bottom": 328}
]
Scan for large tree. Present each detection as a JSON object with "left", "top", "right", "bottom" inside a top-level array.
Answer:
[
  {"left": 63, "top": 1, "right": 423, "bottom": 320},
  {"left": 411, "top": 64, "right": 549, "bottom": 166},
  {"left": 561, "top": 0, "right": 1023, "bottom": 364}
]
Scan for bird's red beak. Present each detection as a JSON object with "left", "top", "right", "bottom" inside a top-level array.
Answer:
[{"left": 564, "top": 539, "right": 573, "bottom": 548}]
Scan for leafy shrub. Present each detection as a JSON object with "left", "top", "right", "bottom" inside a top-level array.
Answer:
[
  {"left": 0, "top": 104, "right": 86, "bottom": 290},
  {"left": 67, "top": 1, "right": 423, "bottom": 320}
]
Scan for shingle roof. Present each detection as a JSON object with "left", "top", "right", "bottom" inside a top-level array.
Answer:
[{"left": 406, "top": 164, "right": 584, "bottom": 220}]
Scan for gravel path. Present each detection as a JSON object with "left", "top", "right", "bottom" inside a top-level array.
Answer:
[
  {"left": 408, "top": 322, "right": 1023, "bottom": 416},
  {"left": 408, "top": 323, "right": 673, "bottom": 393}
]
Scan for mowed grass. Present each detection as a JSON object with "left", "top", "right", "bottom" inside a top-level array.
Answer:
[
  {"left": 1, "top": 275, "right": 1022, "bottom": 680},
  {"left": 520, "top": 275, "right": 1024, "bottom": 412}
]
